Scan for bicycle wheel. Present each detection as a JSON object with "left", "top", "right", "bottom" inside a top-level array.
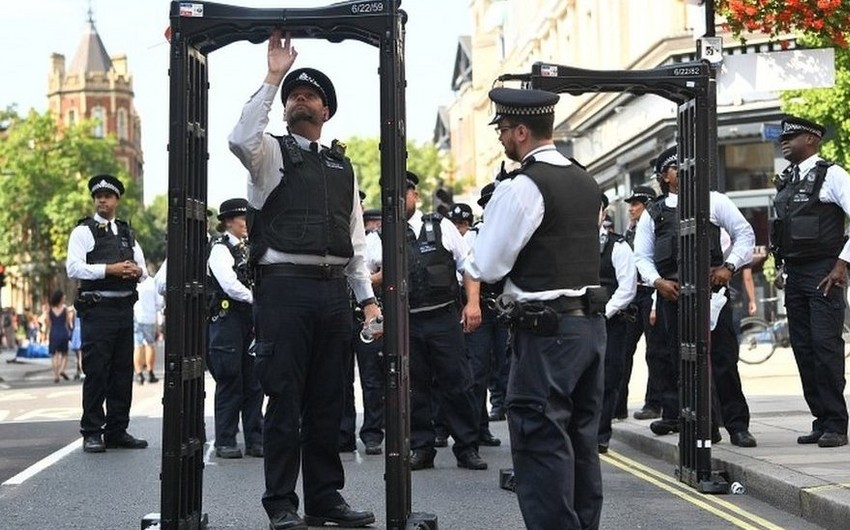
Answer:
[{"left": 738, "top": 317, "right": 777, "bottom": 364}]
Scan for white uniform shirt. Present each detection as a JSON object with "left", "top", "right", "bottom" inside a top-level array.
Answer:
[
  {"left": 66, "top": 212, "right": 148, "bottom": 295},
  {"left": 154, "top": 259, "right": 167, "bottom": 296},
  {"left": 227, "top": 82, "right": 374, "bottom": 304},
  {"left": 793, "top": 154, "right": 850, "bottom": 263},
  {"left": 464, "top": 145, "right": 601, "bottom": 302},
  {"left": 208, "top": 232, "right": 254, "bottom": 305},
  {"left": 633, "top": 192, "right": 755, "bottom": 285},
  {"left": 603, "top": 229, "right": 637, "bottom": 319},
  {"left": 134, "top": 276, "right": 163, "bottom": 325},
  {"left": 364, "top": 231, "right": 382, "bottom": 274}
]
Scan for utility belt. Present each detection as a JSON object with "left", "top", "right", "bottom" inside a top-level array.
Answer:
[
  {"left": 494, "top": 288, "right": 607, "bottom": 336},
  {"left": 255, "top": 263, "right": 346, "bottom": 281},
  {"left": 208, "top": 296, "right": 250, "bottom": 322},
  {"left": 75, "top": 291, "right": 137, "bottom": 314}
]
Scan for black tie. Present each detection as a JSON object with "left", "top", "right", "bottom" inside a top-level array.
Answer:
[
  {"left": 792, "top": 165, "right": 801, "bottom": 182},
  {"left": 310, "top": 142, "right": 320, "bottom": 153},
  {"left": 107, "top": 221, "right": 113, "bottom": 234}
]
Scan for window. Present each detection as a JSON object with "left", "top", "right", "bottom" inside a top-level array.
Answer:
[
  {"left": 723, "top": 142, "right": 775, "bottom": 192},
  {"left": 91, "top": 106, "right": 105, "bottom": 138},
  {"left": 67, "top": 109, "right": 76, "bottom": 127},
  {"left": 117, "top": 108, "right": 128, "bottom": 140}
]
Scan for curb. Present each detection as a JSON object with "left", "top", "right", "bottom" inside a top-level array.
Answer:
[{"left": 613, "top": 422, "right": 850, "bottom": 530}]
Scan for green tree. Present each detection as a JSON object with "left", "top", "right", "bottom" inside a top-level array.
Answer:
[
  {"left": 780, "top": 35, "right": 850, "bottom": 167},
  {"left": 344, "top": 136, "right": 450, "bottom": 211},
  {"left": 0, "top": 108, "right": 164, "bottom": 297}
]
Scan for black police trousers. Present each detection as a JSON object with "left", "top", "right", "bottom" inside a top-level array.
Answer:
[
  {"left": 79, "top": 299, "right": 135, "bottom": 437},
  {"left": 785, "top": 258, "right": 849, "bottom": 435},
  {"left": 598, "top": 313, "right": 629, "bottom": 445},
  {"left": 253, "top": 275, "right": 350, "bottom": 517},
  {"left": 465, "top": 304, "right": 509, "bottom": 435},
  {"left": 507, "top": 312, "right": 606, "bottom": 530},
  {"left": 409, "top": 304, "right": 479, "bottom": 456},
  {"left": 616, "top": 287, "right": 663, "bottom": 415},
  {"left": 656, "top": 295, "right": 751, "bottom": 435},
  {"left": 341, "top": 315, "right": 385, "bottom": 448},
  {"left": 207, "top": 307, "right": 262, "bottom": 449}
]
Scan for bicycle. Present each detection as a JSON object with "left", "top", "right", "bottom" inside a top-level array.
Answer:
[{"left": 738, "top": 297, "right": 850, "bottom": 364}]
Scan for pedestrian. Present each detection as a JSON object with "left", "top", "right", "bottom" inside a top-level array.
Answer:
[
  {"left": 133, "top": 273, "right": 162, "bottom": 385},
  {"left": 772, "top": 116, "right": 850, "bottom": 448},
  {"left": 44, "top": 290, "right": 73, "bottom": 383},
  {"left": 66, "top": 174, "right": 149, "bottom": 453},
  {"left": 464, "top": 87, "right": 607, "bottom": 530},
  {"left": 206, "top": 198, "right": 263, "bottom": 459},
  {"left": 616, "top": 185, "right": 663, "bottom": 421},
  {"left": 633, "top": 145, "right": 758, "bottom": 448},
  {"left": 228, "top": 31, "right": 379, "bottom": 530},
  {"left": 596, "top": 194, "right": 637, "bottom": 453}
]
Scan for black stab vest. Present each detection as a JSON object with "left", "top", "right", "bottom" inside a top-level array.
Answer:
[
  {"left": 772, "top": 161, "right": 845, "bottom": 263},
  {"left": 207, "top": 234, "right": 252, "bottom": 310},
  {"left": 78, "top": 217, "right": 137, "bottom": 292},
  {"left": 648, "top": 196, "right": 723, "bottom": 279},
  {"left": 407, "top": 214, "right": 458, "bottom": 310},
  {"left": 508, "top": 161, "right": 600, "bottom": 291},
  {"left": 247, "top": 135, "right": 354, "bottom": 263}
]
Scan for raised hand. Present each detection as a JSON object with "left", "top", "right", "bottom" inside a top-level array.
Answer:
[{"left": 266, "top": 30, "right": 297, "bottom": 85}]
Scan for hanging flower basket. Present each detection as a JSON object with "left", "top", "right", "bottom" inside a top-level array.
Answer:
[{"left": 717, "top": 0, "right": 850, "bottom": 47}]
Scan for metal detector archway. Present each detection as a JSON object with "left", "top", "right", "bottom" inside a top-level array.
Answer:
[
  {"left": 499, "top": 60, "right": 727, "bottom": 493},
  {"left": 159, "top": 1, "right": 422, "bottom": 529}
]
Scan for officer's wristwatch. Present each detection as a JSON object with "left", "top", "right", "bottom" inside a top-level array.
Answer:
[{"left": 722, "top": 262, "right": 736, "bottom": 274}]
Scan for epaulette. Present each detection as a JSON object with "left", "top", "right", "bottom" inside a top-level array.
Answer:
[{"left": 76, "top": 216, "right": 93, "bottom": 226}]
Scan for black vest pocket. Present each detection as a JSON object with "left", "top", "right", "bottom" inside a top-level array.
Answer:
[{"left": 788, "top": 215, "right": 819, "bottom": 240}]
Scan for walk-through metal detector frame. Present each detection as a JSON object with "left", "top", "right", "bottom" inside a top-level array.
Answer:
[
  {"left": 155, "top": 1, "right": 427, "bottom": 529},
  {"left": 499, "top": 60, "right": 727, "bottom": 493}
]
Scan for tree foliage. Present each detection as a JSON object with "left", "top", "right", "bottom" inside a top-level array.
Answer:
[
  {"left": 780, "top": 34, "right": 850, "bottom": 167},
  {"left": 344, "top": 137, "right": 450, "bottom": 211},
  {"left": 0, "top": 107, "right": 165, "bottom": 298}
]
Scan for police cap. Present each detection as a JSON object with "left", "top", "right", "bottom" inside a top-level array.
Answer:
[
  {"left": 625, "top": 185, "right": 657, "bottom": 204},
  {"left": 406, "top": 171, "right": 419, "bottom": 189},
  {"left": 653, "top": 146, "right": 678, "bottom": 176},
  {"left": 477, "top": 182, "right": 496, "bottom": 207},
  {"left": 449, "top": 203, "right": 473, "bottom": 223},
  {"left": 488, "top": 87, "right": 559, "bottom": 125},
  {"left": 363, "top": 208, "right": 382, "bottom": 222},
  {"left": 88, "top": 174, "right": 124, "bottom": 198},
  {"left": 217, "top": 198, "right": 248, "bottom": 220},
  {"left": 779, "top": 116, "right": 825, "bottom": 140},
  {"left": 281, "top": 67, "right": 338, "bottom": 119}
]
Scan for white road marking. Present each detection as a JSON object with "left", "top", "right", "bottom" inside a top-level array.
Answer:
[{"left": 2, "top": 437, "right": 80, "bottom": 486}]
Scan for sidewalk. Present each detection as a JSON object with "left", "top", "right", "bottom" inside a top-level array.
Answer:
[
  {"left": 613, "top": 395, "right": 850, "bottom": 530},
  {"left": 0, "top": 348, "right": 53, "bottom": 384}
]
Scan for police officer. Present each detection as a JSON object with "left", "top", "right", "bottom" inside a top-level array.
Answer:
[
  {"left": 452, "top": 199, "right": 503, "bottom": 447},
  {"left": 476, "top": 182, "right": 512, "bottom": 423},
  {"left": 597, "top": 193, "right": 636, "bottom": 453},
  {"left": 634, "top": 146, "right": 758, "bottom": 448},
  {"left": 773, "top": 116, "right": 850, "bottom": 448},
  {"left": 228, "top": 32, "right": 378, "bottom": 529},
  {"left": 465, "top": 87, "right": 606, "bottom": 530},
  {"left": 449, "top": 202, "right": 474, "bottom": 236},
  {"left": 207, "top": 198, "right": 263, "bottom": 459},
  {"left": 616, "top": 185, "right": 663, "bottom": 421},
  {"left": 66, "top": 174, "right": 149, "bottom": 453},
  {"left": 372, "top": 172, "right": 486, "bottom": 471}
]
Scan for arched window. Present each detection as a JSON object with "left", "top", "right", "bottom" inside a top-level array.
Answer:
[
  {"left": 117, "top": 108, "right": 128, "bottom": 140},
  {"left": 91, "top": 106, "right": 105, "bottom": 138}
]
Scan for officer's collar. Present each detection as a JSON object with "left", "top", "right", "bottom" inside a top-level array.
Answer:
[
  {"left": 408, "top": 209, "right": 424, "bottom": 229},
  {"left": 290, "top": 132, "right": 324, "bottom": 151},
  {"left": 225, "top": 231, "right": 244, "bottom": 245},
  {"left": 522, "top": 144, "right": 558, "bottom": 163},
  {"left": 796, "top": 153, "right": 822, "bottom": 174},
  {"left": 93, "top": 213, "right": 116, "bottom": 224}
]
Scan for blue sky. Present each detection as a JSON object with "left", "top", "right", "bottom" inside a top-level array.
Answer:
[{"left": 0, "top": 0, "right": 470, "bottom": 207}]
